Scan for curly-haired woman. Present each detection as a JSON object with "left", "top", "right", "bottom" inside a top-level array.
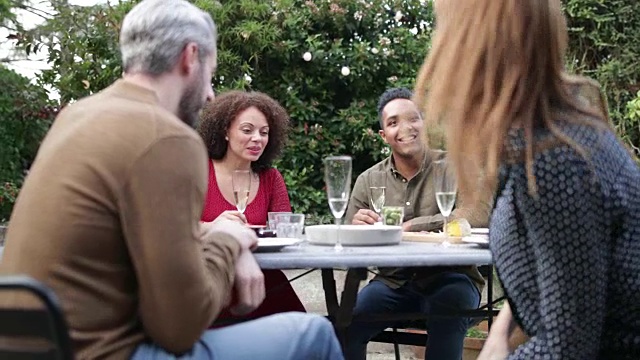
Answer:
[{"left": 198, "top": 91, "right": 305, "bottom": 324}]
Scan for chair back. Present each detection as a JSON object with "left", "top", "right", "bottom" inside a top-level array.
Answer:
[{"left": 0, "top": 275, "right": 74, "bottom": 360}]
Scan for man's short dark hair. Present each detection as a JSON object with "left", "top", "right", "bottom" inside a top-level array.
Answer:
[{"left": 377, "top": 87, "right": 413, "bottom": 129}]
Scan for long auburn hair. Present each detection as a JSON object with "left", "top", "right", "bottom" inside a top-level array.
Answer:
[{"left": 414, "top": 0, "right": 611, "bottom": 200}]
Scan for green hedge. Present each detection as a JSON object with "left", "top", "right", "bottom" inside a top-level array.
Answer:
[
  {"left": 7, "top": 0, "right": 639, "bottom": 219},
  {"left": 19, "top": 0, "right": 434, "bottom": 218},
  {"left": 0, "top": 66, "right": 56, "bottom": 221},
  {"left": 564, "top": 0, "right": 640, "bottom": 153}
]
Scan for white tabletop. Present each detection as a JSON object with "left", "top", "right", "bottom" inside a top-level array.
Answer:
[
  {"left": 0, "top": 242, "right": 492, "bottom": 270},
  {"left": 254, "top": 241, "right": 492, "bottom": 269}
]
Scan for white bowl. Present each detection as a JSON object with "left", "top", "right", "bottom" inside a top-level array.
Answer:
[{"left": 305, "top": 224, "right": 402, "bottom": 246}]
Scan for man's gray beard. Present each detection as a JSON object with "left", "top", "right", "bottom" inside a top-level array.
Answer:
[{"left": 177, "top": 71, "right": 205, "bottom": 128}]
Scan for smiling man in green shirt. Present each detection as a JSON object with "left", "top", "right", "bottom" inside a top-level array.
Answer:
[{"left": 344, "top": 88, "right": 492, "bottom": 360}]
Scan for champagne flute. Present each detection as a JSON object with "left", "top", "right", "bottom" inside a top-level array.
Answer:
[
  {"left": 433, "top": 158, "right": 457, "bottom": 246},
  {"left": 324, "top": 156, "right": 352, "bottom": 252},
  {"left": 369, "top": 171, "right": 386, "bottom": 225},
  {"left": 232, "top": 170, "right": 251, "bottom": 214}
]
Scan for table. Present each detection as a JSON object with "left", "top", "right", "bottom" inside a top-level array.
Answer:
[
  {"left": 0, "top": 242, "right": 497, "bottom": 353},
  {"left": 255, "top": 241, "right": 491, "bottom": 269},
  {"left": 255, "top": 241, "right": 493, "bottom": 352}
]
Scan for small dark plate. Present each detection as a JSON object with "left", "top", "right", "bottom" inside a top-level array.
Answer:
[
  {"left": 258, "top": 229, "right": 277, "bottom": 238},
  {"left": 249, "top": 225, "right": 277, "bottom": 238}
]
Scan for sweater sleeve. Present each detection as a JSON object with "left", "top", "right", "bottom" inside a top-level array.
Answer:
[
  {"left": 268, "top": 168, "right": 292, "bottom": 212},
  {"left": 508, "top": 148, "right": 608, "bottom": 359},
  {"left": 119, "top": 136, "right": 240, "bottom": 354}
]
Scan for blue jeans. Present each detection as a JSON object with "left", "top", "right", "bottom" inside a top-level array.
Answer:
[
  {"left": 131, "top": 312, "right": 343, "bottom": 360},
  {"left": 345, "top": 273, "right": 480, "bottom": 360}
]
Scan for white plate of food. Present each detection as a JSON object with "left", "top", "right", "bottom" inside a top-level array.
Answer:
[{"left": 254, "top": 238, "right": 301, "bottom": 252}]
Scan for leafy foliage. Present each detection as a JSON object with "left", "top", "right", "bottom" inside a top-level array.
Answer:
[
  {"left": 0, "top": 182, "right": 19, "bottom": 222},
  {"left": 627, "top": 92, "right": 640, "bottom": 121},
  {"left": 8, "top": 0, "right": 639, "bottom": 219},
  {"left": 17, "top": 0, "right": 433, "bottom": 217},
  {"left": 565, "top": 0, "right": 640, "bottom": 156},
  {"left": 0, "top": 0, "right": 21, "bottom": 29},
  {"left": 201, "top": 0, "right": 434, "bottom": 216},
  {"left": 0, "top": 66, "right": 56, "bottom": 221},
  {"left": 16, "top": 0, "right": 132, "bottom": 104},
  {"left": 626, "top": 91, "right": 640, "bottom": 159}
]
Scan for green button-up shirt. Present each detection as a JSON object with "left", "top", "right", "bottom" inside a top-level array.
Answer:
[{"left": 345, "top": 149, "right": 492, "bottom": 292}]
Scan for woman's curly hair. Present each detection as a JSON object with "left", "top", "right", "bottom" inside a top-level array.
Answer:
[{"left": 198, "top": 91, "right": 290, "bottom": 173}]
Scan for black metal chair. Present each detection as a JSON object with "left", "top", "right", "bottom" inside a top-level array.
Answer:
[
  {"left": 369, "top": 265, "right": 503, "bottom": 359},
  {"left": 0, "top": 275, "right": 74, "bottom": 360}
]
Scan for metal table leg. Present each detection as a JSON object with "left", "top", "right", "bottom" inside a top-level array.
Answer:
[
  {"left": 321, "top": 269, "right": 339, "bottom": 320},
  {"left": 321, "top": 268, "right": 368, "bottom": 352}
]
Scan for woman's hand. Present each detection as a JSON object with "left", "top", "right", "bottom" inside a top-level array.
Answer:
[
  {"left": 478, "top": 303, "right": 515, "bottom": 360},
  {"left": 214, "top": 210, "right": 247, "bottom": 224}
]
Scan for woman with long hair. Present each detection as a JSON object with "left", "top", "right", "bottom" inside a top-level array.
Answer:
[{"left": 415, "top": 0, "right": 640, "bottom": 358}]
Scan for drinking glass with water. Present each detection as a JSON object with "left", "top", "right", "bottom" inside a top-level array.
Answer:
[
  {"left": 268, "top": 211, "right": 292, "bottom": 230},
  {"left": 274, "top": 213, "right": 305, "bottom": 239},
  {"left": 381, "top": 206, "right": 404, "bottom": 226}
]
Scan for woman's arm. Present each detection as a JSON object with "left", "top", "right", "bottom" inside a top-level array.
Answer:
[
  {"left": 478, "top": 303, "right": 516, "bottom": 360},
  {"left": 508, "top": 149, "right": 608, "bottom": 359}
]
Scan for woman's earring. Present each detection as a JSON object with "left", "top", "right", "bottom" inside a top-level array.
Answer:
[{"left": 225, "top": 136, "right": 229, "bottom": 141}]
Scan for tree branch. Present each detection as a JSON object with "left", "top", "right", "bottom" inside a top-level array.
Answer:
[{"left": 15, "top": 3, "right": 55, "bottom": 20}]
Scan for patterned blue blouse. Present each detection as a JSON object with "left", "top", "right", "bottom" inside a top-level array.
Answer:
[{"left": 490, "top": 121, "right": 640, "bottom": 359}]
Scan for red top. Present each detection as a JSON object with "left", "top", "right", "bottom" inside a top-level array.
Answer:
[
  {"left": 201, "top": 162, "right": 305, "bottom": 324},
  {"left": 201, "top": 162, "right": 292, "bottom": 225}
]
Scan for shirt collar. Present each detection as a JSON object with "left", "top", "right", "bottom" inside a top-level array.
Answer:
[
  {"left": 106, "top": 79, "right": 160, "bottom": 105},
  {"left": 386, "top": 148, "right": 431, "bottom": 180}
]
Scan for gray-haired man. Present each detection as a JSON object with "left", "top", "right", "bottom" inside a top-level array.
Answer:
[{"left": 0, "top": 1, "right": 342, "bottom": 359}]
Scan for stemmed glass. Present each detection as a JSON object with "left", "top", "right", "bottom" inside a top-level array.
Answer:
[
  {"left": 232, "top": 170, "right": 251, "bottom": 214},
  {"left": 324, "top": 156, "right": 352, "bottom": 252},
  {"left": 369, "top": 171, "right": 386, "bottom": 225},
  {"left": 433, "top": 158, "right": 457, "bottom": 246}
]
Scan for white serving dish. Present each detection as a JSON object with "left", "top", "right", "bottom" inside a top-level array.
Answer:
[{"left": 305, "top": 224, "right": 402, "bottom": 246}]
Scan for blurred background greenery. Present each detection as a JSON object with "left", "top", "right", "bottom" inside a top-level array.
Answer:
[{"left": 1, "top": 0, "right": 638, "bottom": 222}]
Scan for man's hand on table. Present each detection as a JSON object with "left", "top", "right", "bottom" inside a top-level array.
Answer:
[
  {"left": 352, "top": 209, "right": 380, "bottom": 225},
  {"left": 353, "top": 209, "right": 414, "bottom": 231}
]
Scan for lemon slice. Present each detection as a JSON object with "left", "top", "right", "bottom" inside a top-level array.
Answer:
[{"left": 447, "top": 218, "right": 472, "bottom": 237}]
